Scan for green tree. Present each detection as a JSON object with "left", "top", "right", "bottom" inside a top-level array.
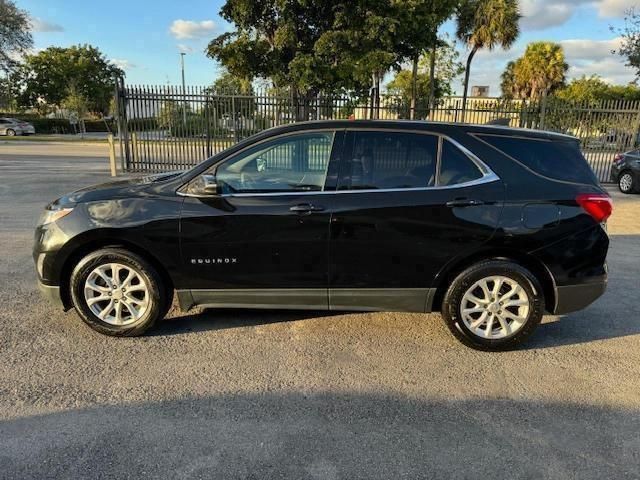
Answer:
[
  {"left": 18, "top": 45, "right": 123, "bottom": 114},
  {"left": 556, "top": 75, "right": 640, "bottom": 102},
  {"left": 0, "top": 0, "right": 32, "bottom": 73},
  {"left": 387, "top": 39, "right": 464, "bottom": 118},
  {"left": 208, "top": 70, "right": 256, "bottom": 119},
  {"left": 500, "top": 42, "right": 567, "bottom": 100},
  {"left": 612, "top": 8, "right": 640, "bottom": 79},
  {"left": 390, "top": 1, "right": 459, "bottom": 118},
  {"left": 207, "top": 1, "right": 458, "bottom": 119},
  {"left": 456, "top": 0, "right": 520, "bottom": 119},
  {"left": 555, "top": 76, "right": 611, "bottom": 103}
]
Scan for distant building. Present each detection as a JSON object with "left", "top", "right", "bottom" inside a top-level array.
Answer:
[{"left": 471, "top": 86, "right": 490, "bottom": 98}]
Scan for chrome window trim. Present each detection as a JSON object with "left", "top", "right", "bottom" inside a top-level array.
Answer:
[{"left": 179, "top": 126, "right": 501, "bottom": 198}]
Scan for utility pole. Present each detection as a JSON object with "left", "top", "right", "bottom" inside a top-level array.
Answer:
[{"left": 180, "top": 52, "right": 187, "bottom": 126}]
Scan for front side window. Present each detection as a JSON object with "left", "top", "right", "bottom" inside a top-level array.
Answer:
[
  {"left": 216, "top": 132, "right": 334, "bottom": 194},
  {"left": 341, "top": 131, "right": 438, "bottom": 190},
  {"left": 438, "top": 140, "right": 484, "bottom": 186}
]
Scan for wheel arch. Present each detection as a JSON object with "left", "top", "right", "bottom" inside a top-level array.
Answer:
[
  {"left": 430, "top": 248, "right": 556, "bottom": 314},
  {"left": 58, "top": 236, "right": 175, "bottom": 310}
]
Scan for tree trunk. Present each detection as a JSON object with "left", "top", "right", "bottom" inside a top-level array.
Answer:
[
  {"left": 410, "top": 54, "right": 418, "bottom": 120},
  {"left": 461, "top": 45, "right": 478, "bottom": 123},
  {"left": 427, "top": 41, "right": 437, "bottom": 119}
]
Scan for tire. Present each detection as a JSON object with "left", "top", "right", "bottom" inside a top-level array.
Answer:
[
  {"left": 618, "top": 171, "right": 637, "bottom": 194},
  {"left": 441, "top": 260, "right": 544, "bottom": 351},
  {"left": 6, "top": 129, "right": 16, "bottom": 137},
  {"left": 70, "top": 248, "right": 168, "bottom": 336}
]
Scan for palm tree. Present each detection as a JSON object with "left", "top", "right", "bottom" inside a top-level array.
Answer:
[
  {"left": 456, "top": 0, "right": 520, "bottom": 121},
  {"left": 517, "top": 41, "right": 568, "bottom": 100}
]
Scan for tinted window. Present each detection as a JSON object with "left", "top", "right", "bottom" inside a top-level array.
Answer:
[
  {"left": 478, "top": 134, "right": 598, "bottom": 184},
  {"left": 342, "top": 131, "right": 438, "bottom": 190},
  {"left": 438, "top": 140, "right": 483, "bottom": 186},
  {"left": 216, "top": 132, "right": 334, "bottom": 194}
]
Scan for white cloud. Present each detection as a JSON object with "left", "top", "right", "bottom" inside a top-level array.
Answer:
[
  {"left": 110, "top": 59, "right": 136, "bottom": 71},
  {"left": 169, "top": 19, "right": 217, "bottom": 40},
  {"left": 177, "top": 44, "right": 194, "bottom": 54},
  {"left": 519, "top": 0, "right": 635, "bottom": 31},
  {"left": 30, "top": 17, "right": 64, "bottom": 33},
  {"left": 595, "top": 0, "right": 637, "bottom": 18},
  {"left": 560, "top": 37, "right": 622, "bottom": 61},
  {"left": 460, "top": 36, "right": 635, "bottom": 94},
  {"left": 568, "top": 57, "right": 634, "bottom": 84}
]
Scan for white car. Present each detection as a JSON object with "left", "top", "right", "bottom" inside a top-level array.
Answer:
[{"left": 0, "top": 117, "right": 36, "bottom": 136}]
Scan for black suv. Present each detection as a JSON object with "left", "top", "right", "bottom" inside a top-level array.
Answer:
[{"left": 34, "top": 121, "right": 612, "bottom": 350}]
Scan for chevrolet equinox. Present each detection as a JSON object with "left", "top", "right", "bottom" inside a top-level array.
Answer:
[{"left": 34, "top": 121, "right": 612, "bottom": 350}]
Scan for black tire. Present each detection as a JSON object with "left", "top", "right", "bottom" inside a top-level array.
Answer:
[
  {"left": 70, "top": 248, "right": 168, "bottom": 336},
  {"left": 6, "top": 129, "right": 16, "bottom": 137},
  {"left": 618, "top": 171, "right": 637, "bottom": 194},
  {"left": 441, "top": 260, "right": 544, "bottom": 351}
]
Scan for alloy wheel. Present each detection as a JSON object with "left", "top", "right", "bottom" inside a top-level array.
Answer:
[
  {"left": 619, "top": 173, "right": 633, "bottom": 192},
  {"left": 84, "top": 263, "right": 150, "bottom": 326},
  {"left": 460, "top": 275, "right": 530, "bottom": 339}
]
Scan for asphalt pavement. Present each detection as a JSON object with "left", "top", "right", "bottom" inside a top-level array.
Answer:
[{"left": 0, "top": 142, "right": 639, "bottom": 479}]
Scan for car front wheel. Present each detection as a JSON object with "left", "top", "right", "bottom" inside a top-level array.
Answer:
[
  {"left": 70, "top": 248, "right": 167, "bottom": 336},
  {"left": 442, "top": 260, "right": 544, "bottom": 351}
]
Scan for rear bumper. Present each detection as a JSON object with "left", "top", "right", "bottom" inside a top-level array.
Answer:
[
  {"left": 37, "top": 280, "right": 64, "bottom": 309},
  {"left": 553, "top": 278, "right": 606, "bottom": 314}
]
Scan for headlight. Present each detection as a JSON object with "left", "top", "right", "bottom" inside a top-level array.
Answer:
[{"left": 39, "top": 207, "right": 74, "bottom": 225}]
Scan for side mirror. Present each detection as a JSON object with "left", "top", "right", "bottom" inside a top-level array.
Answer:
[{"left": 188, "top": 174, "right": 219, "bottom": 196}]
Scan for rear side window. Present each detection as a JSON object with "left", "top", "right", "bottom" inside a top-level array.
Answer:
[
  {"left": 478, "top": 134, "right": 597, "bottom": 184},
  {"left": 439, "top": 140, "right": 483, "bottom": 186},
  {"left": 342, "top": 131, "right": 438, "bottom": 190}
]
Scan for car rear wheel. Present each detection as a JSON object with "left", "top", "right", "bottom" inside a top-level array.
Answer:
[
  {"left": 618, "top": 171, "right": 636, "bottom": 194},
  {"left": 70, "top": 248, "right": 167, "bottom": 336},
  {"left": 441, "top": 260, "right": 544, "bottom": 351},
  {"left": 6, "top": 129, "right": 16, "bottom": 136}
]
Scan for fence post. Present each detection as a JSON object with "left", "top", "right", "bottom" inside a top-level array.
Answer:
[
  {"left": 539, "top": 93, "right": 548, "bottom": 130},
  {"left": 107, "top": 134, "right": 117, "bottom": 177}
]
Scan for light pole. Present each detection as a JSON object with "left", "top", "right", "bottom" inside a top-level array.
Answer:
[{"left": 180, "top": 52, "right": 187, "bottom": 126}]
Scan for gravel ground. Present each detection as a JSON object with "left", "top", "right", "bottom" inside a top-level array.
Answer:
[{"left": 0, "top": 142, "right": 639, "bottom": 479}]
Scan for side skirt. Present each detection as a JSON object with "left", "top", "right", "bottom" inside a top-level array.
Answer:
[{"left": 176, "top": 288, "right": 436, "bottom": 313}]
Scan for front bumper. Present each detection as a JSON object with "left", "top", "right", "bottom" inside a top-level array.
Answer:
[
  {"left": 553, "top": 278, "right": 607, "bottom": 314},
  {"left": 37, "top": 279, "right": 64, "bottom": 309}
]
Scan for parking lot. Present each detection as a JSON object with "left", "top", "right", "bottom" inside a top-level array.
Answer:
[{"left": 0, "top": 142, "right": 639, "bottom": 478}]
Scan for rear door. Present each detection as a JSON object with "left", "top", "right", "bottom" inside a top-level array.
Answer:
[{"left": 328, "top": 129, "right": 504, "bottom": 312}]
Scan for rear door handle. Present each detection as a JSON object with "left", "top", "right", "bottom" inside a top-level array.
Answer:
[
  {"left": 290, "top": 203, "right": 325, "bottom": 214},
  {"left": 446, "top": 199, "right": 485, "bottom": 208}
]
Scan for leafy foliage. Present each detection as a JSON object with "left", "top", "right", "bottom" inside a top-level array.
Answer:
[
  {"left": 387, "top": 39, "right": 465, "bottom": 118},
  {"left": 0, "top": 0, "right": 32, "bottom": 72},
  {"left": 612, "top": 8, "right": 640, "bottom": 80},
  {"left": 556, "top": 76, "right": 640, "bottom": 103},
  {"left": 207, "top": 0, "right": 456, "bottom": 97},
  {"left": 500, "top": 42, "right": 568, "bottom": 100},
  {"left": 456, "top": 0, "right": 520, "bottom": 114},
  {"left": 16, "top": 45, "right": 123, "bottom": 114}
]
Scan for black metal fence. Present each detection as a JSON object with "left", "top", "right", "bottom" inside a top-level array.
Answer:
[{"left": 114, "top": 79, "right": 640, "bottom": 182}]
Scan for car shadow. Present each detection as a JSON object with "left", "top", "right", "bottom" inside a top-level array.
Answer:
[
  {"left": 0, "top": 393, "right": 637, "bottom": 478},
  {"left": 151, "top": 308, "right": 347, "bottom": 336}
]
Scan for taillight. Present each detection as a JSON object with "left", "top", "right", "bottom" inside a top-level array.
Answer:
[
  {"left": 576, "top": 194, "right": 613, "bottom": 223},
  {"left": 613, "top": 154, "right": 623, "bottom": 162}
]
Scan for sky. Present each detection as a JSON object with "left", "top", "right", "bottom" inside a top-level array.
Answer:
[{"left": 18, "top": 0, "right": 639, "bottom": 96}]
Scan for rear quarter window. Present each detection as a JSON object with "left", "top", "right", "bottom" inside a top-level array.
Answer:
[{"left": 477, "top": 134, "right": 598, "bottom": 184}]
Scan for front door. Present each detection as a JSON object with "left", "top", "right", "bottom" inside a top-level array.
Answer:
[
  {"left": 179, "top": 130, "right": 342, "bottom": 309},
  {"left": 328, "top": 129, "right": 504, "bottom": 312}
]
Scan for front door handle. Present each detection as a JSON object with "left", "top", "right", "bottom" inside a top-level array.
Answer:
[
  {"left": 290, "top": 203, "right": 325, "bottom": 214},
  {"left": 446, "top": 198, "right": 485, "bottom": 208}
]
